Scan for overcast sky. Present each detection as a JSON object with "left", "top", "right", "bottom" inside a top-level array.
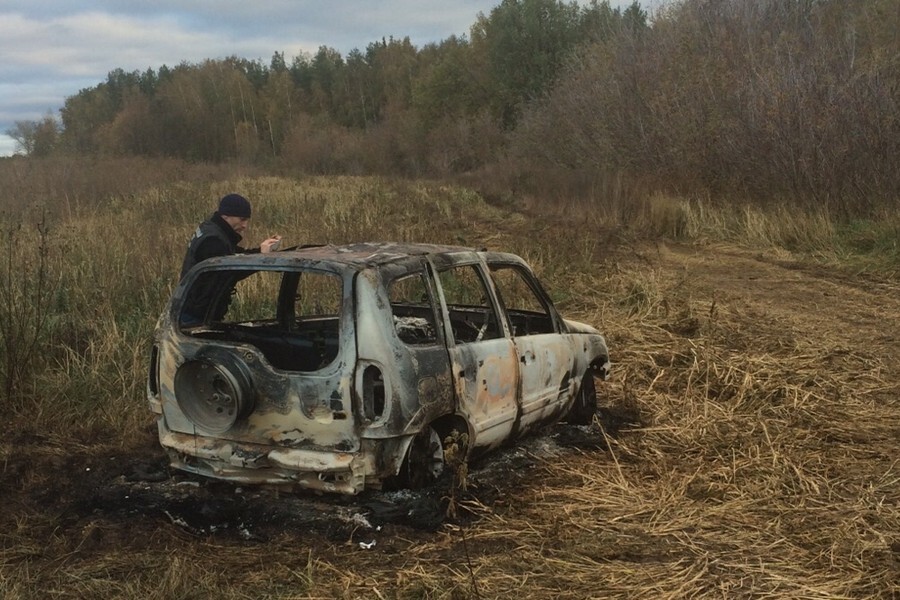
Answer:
[{"left": 0, "top": 1, "right": 636, "bottom": 157}]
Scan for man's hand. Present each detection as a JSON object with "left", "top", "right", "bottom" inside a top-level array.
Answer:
[{"left": 260, "top": 235, "right": 283, "bottom": 253}]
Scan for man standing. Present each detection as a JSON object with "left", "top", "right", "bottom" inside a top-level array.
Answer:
[{"left": 179, "top": 193, "right": 281, "bottom": 325}]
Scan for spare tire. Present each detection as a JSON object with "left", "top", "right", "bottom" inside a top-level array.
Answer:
[{"left": 174, "top": 357, "right": 254, "bottom": 433}]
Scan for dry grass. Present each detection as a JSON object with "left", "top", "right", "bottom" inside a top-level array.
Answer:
[
  {"left": 1, "top": 172, "right": 898, "bottom": 598},
  {"left": 554, "top": 299, "right": 899, "bottom": 598}
]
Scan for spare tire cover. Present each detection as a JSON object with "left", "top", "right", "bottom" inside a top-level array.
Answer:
[{"left": 174, "top": 357, "right": 254, "bottom": 433}]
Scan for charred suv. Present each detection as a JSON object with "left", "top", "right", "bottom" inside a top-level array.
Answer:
[{"left": 147, "top": 243, "right": 610, "bottom": 494}]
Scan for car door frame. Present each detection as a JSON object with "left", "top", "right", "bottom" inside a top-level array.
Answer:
[
  {"left": 486, "top": 259, "right": 577, "bottom": 433},
  {"left": 427, "top": 252, "right": 520, "bottom": 453}
]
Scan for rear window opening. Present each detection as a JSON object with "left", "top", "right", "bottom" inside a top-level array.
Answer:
[{"left": 180, "top": 268, "right": 343, "bottom": 372}]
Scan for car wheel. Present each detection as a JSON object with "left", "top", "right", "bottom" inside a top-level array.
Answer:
[
  {"left": 174, "top": 357, "right": 254, "bottom": 433},
  {"left": 567, "top": 372, "right": 597, "bottom": 425},
  {"left": 399, "top": 426, "right": 445, "bottom": 489}
]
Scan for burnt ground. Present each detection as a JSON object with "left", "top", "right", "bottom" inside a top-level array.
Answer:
[
  {"left": 2, "top": 417, "right": 628, "bottom": 537},
  {"left": 2, "top": 241, "right": 898, "bottom": 598},
  {"left": 1, "top": 412, "right": 637, "bottom": 567}
]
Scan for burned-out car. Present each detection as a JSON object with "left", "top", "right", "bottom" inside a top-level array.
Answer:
[{"left": 148, "top": 242, "right": 609, "bottom": 494}]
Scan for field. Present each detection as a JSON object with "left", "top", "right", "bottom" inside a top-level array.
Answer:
[{"left": 1, "top": 171, "right": 898, "bottom": 598}]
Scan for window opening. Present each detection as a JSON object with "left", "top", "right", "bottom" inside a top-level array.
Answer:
[
  {"left": 389, "top": 273, "right": 439, "bottom": 345},
  {"left": 438, "top": 264, "right": 502, "bottom": 343},
  {"left": 490, "top": 265, "right": 555, "bottom": 336}
]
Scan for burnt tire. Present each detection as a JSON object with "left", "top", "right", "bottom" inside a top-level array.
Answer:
[
  {"left": 566, "top": 372, "right": 597, "bottom": 426},
  {"left": 396, "top": 426, "right": 445, "bottom": 489},
  {"left": 174, "top": 357, "right": 254, "bottom": 433}
]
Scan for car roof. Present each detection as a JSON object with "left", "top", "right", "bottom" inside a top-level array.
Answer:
[
  {"left": 285, "top": 242, "right": 478, "bottom": 267},
  {"left": 191, "top": 242, "right": 528, "bottom": 277}
]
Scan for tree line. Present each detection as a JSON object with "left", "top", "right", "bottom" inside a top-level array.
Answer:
[{"left": 8, "top": 0, "right": 899, "bottom": 214}]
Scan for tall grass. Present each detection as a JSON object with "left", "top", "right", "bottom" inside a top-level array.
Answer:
[
  {"left": 514, "top": 182, "right": 900, "bottom": 273},
  {"left": 1, "top": 159, "right": 895, "bottom": 439},
  {"left": 0, "top": 210, "right": 56, "bottom": 405}
]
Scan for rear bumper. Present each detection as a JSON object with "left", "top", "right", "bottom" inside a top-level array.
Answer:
[{"left": 159, "top": 424, "right": 372, "bottom": 495}]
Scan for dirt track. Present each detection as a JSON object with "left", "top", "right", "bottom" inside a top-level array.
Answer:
[
  {"left": 653, "top": 242, "right": 900, "bottom": 363},
  {"left": 2, "top": 241, "right": 898, "bottom": 598}
]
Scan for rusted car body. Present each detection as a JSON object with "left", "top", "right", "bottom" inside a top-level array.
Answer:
[{"left": 147, "top": 242, "right": 610, "bottom": 494}]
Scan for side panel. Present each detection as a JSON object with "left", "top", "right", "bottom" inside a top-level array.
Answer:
[
  {"left": 353, "top": 268, "right": 455, "bottom": 440},
  {"left": 513, "top": 334, "right": 577, "bottom": 432},
  {"left": 450, "top": 338, "right": 519, "bottom": 450}
]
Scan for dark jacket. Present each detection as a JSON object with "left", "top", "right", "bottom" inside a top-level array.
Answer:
[{"left": 180, "top": 213, "right": 257, "bottom": 322}]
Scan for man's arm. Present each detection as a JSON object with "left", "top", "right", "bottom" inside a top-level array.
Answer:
[
  {"left": 195, "top": 237, "right": 232, "bottom": 262},
  {"left": 237, "top": 235, "right": 282, "bottom": 255}
]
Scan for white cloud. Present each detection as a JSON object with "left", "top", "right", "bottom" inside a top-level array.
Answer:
[{"left": 0, "top": 135, "right": 20, "bottom": 156}]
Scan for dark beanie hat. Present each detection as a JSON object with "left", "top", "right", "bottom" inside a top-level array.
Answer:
[{"left": 218, "top": 193, "right": 252, "bottom": 218}]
